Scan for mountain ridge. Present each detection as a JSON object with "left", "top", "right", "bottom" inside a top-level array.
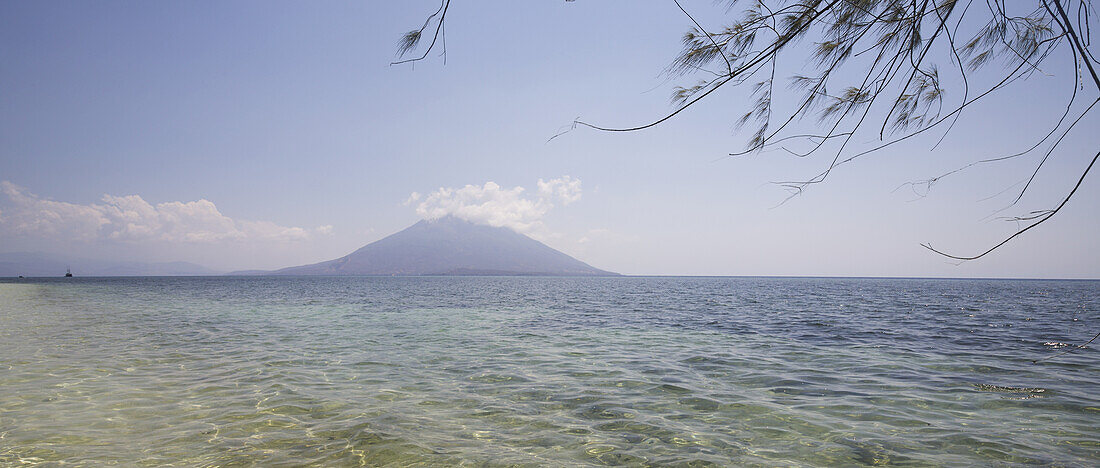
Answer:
[{"left": 247, "top": 216, "right": 617, "bottom": 276}]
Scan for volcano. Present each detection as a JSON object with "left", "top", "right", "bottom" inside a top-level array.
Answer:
[{"left": 263, "top": 216, "right": 617, "bottom": 276}]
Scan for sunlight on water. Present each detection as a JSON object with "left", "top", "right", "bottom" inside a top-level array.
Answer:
[{"left": 0, "top": 277, "right": 1097, "bottom": 465}]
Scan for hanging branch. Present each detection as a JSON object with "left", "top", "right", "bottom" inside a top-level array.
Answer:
[{"left": 395, "top": 0, "right": 1100, "bottom": 261}]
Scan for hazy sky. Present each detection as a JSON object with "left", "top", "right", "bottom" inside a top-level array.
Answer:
[{"left": 2, "top": 1, "right": 1098, "bottom": 277}]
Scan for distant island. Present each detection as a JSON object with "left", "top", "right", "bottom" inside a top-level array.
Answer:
[
  {"left": 2, "top": 218, "right": 618, "bottom": 278},
  {"left": 239, "top": 216, "right": 618, "bottom": 276}
]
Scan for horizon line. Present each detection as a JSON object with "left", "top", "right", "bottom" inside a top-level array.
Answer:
[{"left": 4, "top": 274, "right": 1098, "bottom": 281}]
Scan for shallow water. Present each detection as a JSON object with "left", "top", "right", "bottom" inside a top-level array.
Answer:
[{"left": 0, "top": 276, "right": 1097, "bottom": 466}]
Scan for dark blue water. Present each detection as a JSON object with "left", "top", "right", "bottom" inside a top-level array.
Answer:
[{"left": 1, "top": 277, "right": 1097, "bottom": 465}]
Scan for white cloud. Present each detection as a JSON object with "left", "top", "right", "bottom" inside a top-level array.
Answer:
[
  {"left": 411, "top": 176, "right": 582, "bottom": 232},
  {"left": 0, "top": 181, "right": 331, "bottom": 244},
  {"left": 537, "top": 176, "right": 582, "bottom": 205}
]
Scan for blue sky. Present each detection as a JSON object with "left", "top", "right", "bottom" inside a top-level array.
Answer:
[{"left": 2, "top": 0, "right": 1098, "bottom": 277}]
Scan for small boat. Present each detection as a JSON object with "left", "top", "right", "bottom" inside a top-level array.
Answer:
[{"left": 64, "top": 267, "right": 73, "bottom": 278}]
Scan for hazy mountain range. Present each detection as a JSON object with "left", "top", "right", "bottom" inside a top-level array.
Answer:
[
  {"left": 0, "top": 252, "right": 221, "bottom": 277},
  {"left": 246, "top": 216, "right": 617, "bottom": 276}
]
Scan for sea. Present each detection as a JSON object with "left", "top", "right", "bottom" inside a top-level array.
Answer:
[{"left": 0, "top": 276, "right": 1097, "bottom": 466}]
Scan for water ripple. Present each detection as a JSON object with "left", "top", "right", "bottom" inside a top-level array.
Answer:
[{"left": 0, "top": 276, "right": 1097, "bottom": 465}]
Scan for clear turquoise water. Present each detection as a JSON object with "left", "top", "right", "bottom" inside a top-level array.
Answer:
[{"left": 0, "top": 276, "right": 1097, "bottom": 466}]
